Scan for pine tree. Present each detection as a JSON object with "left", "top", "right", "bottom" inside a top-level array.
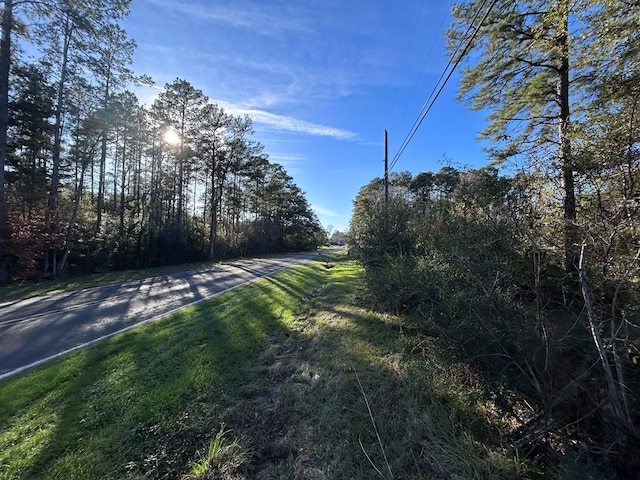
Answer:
[
  {"left": 151, "top": 78, "right": 208, "bottom": 235},
  {"left": 0, "top": 0, "right": 14, "bottom": 284},
  {"left": 448, "top": 0, "right": 581, "bottom": 274}
]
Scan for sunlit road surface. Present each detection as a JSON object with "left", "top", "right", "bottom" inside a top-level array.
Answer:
[{"left": 0, "top": 252, "right": 322, "bottom": 380}]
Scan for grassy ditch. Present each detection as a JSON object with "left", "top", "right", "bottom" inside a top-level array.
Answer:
[{"left": 2, "top": 252, "right": 550, "bottom": 479}]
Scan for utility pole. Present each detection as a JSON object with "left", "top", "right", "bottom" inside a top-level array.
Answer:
[
  {"left": 384, "top": 129, "right": 389, "bottom": 209},
  {"left": 383, "top": 129, "right": 389, "bottom": 233}
]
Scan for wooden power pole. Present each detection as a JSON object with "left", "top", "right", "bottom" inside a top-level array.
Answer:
[{"left": 384, "top": 129, "right": 389, "bottom": 209}]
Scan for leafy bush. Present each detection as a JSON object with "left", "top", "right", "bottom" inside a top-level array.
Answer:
[{"left": 349, "top": 167, "right": 640, "bottom": 478}]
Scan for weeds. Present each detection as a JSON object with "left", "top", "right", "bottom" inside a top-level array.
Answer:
[
  {"left": 353, "top": 366, "right": 393, "bottom": 480},
  {"left": 184, "top": 425, "right": 228, "bottom": 479}
]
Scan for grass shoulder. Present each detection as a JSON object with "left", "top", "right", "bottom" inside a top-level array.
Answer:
[{"left": 0, "top": 252, "right": 565, "bottom": 479}]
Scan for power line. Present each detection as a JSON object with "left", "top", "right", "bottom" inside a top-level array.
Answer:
[
  {"left": 390, "top": 0, "right": 493, "bottom": 171},
  {"left": 396, "top": 10, "right": 448, "bottom": 127},
  {"left": 388, "top": 0, "right": 499, "bottom": 172},
  {"left": 388, "top": 0, "right": 427, "bottom": 128},
  {"left": 389, "top": 0, "right": 493, "bottom": 171},
  {"left": 396, "top": 0, "right": 485, "bottom": 145}
]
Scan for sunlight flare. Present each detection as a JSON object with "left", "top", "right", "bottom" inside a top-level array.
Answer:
[{"left": 163, "top": 128, "right": 181, "bottom": 146}]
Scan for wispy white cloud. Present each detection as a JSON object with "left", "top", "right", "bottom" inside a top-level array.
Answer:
[
  {"left": 128, "top": 81, "right": 357, "bottom": 142},
  {"left": 215, "top": 100, "right": 357, "bottom": 141},
  {"left": 312, "top": 205, "right": 341, "bottom": 218},
  {"left": 132, "top": 0, "right": 417, "bottom": 124},
  {"left": 146, "top": 0, "right": 311, "bottom": 36},
  {"left": 249, "top": 109, "right": 357, "bottom": 140},
  {"left": 262, "top": 153, "right": 307, "bottom": 174},
  {"left": 140, "top": 0, "right": 403, "bottom": 104}
]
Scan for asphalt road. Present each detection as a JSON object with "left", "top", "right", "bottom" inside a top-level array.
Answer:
[{"left": 0, "top": 252, "right": 322, "bottom": 380}]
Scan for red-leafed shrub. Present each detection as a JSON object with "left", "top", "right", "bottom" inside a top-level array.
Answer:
[{"left": 7, "top": 211, "right": 65, "bottom": 280}]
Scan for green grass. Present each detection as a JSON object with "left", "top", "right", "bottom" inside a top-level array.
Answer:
[{"left": 1, "top": 251, "right": 558, "bottom": 479}]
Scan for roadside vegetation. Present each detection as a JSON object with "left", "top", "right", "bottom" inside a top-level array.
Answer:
[
  {"left": 0, "top": 1, "right": 327, "bottom": 285},
  {"left": 0, "top": 251, "right": 601, "bottom": 479},
  {"left": 348, "top": 167, "right": 640, "bottom": 480},
  {"left": 345, "top": 2, "right": 640, "bottom": 478}
]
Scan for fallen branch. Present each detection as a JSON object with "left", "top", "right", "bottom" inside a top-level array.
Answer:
[{"left": 578, "top": 242, "right": 637, "bottom": 438}]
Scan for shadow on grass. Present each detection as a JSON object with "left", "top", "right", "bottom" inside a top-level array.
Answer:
[
  {"left": 281, "top": 302, "right": 512, "bottom": 480},
  {"left": 213, "top": 269, "right": 527, "bottom": 479},
  {"left": 0, "top": 258, "right": 531, "bottom": 480},
  {"left": 1, "top": 272, "right": 309, "bottom": 479}
]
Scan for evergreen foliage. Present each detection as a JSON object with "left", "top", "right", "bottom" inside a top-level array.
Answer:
[
  {"left": 349, "top": 3, "right": 640, "bottom": 475},
  {"left": 349, "top": 164, "right": 640, "bottom": 477},
  {"left": 0, "top": 2, "right": 325, "bottom": 282}
]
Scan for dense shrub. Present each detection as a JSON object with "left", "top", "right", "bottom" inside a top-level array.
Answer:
[{"left": 349, "top": 167, "right": 640, "bottom": 478}]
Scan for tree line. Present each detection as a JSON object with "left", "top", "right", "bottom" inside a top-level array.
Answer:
[
  {"left": 350, "top": 1, "right": 639, "bottom": 478},
  {"left": 0, "top": 0, "right": 325, "bottom": 283}
]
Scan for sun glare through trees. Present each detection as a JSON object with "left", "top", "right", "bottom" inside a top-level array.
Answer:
[{"left": 163, "top": 128, "right": 181, "bottom": 146}]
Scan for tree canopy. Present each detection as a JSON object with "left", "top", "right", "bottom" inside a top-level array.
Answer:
[{"left": 0, "top": 2, "right": 325, "bottom": 282}]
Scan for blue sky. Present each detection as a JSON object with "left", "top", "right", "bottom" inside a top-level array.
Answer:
[{"left": 122, "top": 0, "right": 489, "bottom": 232}]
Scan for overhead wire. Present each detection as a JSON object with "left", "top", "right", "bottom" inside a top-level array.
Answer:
[
  {"left": 388, "top": 0, "right": 427, "bottom": 130},
  {"left": 388, "top": 0, "right": 499, "bottom": 172},
  {"left": 389, "top": 0, "right": 493, "bottom": 171},
  {"left": 398, "top": 0, "right": 486, "bottom": 140},
  {"left": 391, "top": 2, "right": 446, "bottom": 140}
]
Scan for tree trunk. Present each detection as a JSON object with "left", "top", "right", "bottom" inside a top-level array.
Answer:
[
  {"left": 96, "top": 85, "right": 111, "bottom": 235},
  {"left": 558, "top": 0, "right": 578, "bottom": 276},
  {"left": 47, "top": 14, "right": 73, "bottom": 278},
  {"left": 119, "top": 136, "right": 127, "bottom": 234},
  {"left": 176, "top": 131, "right": 184, "bottom": 233},
  {"left": 96, "top": 132, "right": 106, "bottom": 233},
  {"left": 579, "top": 243, "right": 637, "bottom": 438},
  {"left": 0, "top": 0, "right": 13, "bottom": 284},
  {"left": 208, "top": 151, "right": 216, "bottom": 260},
  {"left": 59, "top": 154, "right": 90, "bottom": 273}
]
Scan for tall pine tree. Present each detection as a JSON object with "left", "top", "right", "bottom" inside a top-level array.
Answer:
[{"left": 448, "top": 0, "right": 583, "bottom": 274}]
